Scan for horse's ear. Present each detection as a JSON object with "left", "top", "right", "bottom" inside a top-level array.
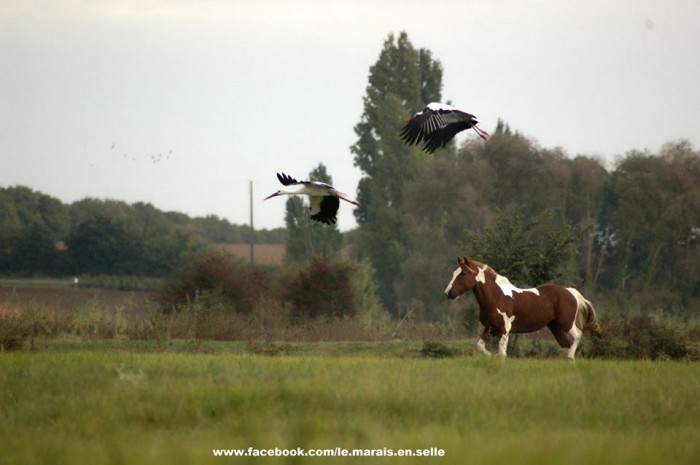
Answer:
[{"left": 461, "top": 257, "right": 477, "bottom": 274}]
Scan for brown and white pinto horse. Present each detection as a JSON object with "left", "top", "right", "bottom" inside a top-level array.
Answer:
[{"left": 444, "top": 257, "right": 602, "bottom": 361}]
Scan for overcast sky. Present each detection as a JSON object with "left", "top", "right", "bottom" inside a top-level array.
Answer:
[{"left": 2, "top": 0, "right": 699, "bottom": 231}]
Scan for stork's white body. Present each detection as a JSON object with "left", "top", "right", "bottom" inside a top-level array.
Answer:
[{"left": 264, "top": 173, "right": 360, "bottom": 225}]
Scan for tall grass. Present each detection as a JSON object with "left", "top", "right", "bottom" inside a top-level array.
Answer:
[
  {"left": 4, "top": 296, "right": 698, "bottom": 360},
  {"left": 1, "top": 351, "right": 699, "bottom": 465},
  {"left": 2, "top": 278, "right": 699, "bottom": 359},
  {"left": 1, "top": 294, "right": 456, "bottom": 350}
]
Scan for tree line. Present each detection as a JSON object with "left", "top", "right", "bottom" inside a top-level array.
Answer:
[
  {"left": 2, "top": 32, "right": 698, "bottom": 321},
  {"left": 345, "top": 32, "right": 700, "bottom": 318},
  {"left": 0, "top": 189, "right": 285, "bottom": 276}
]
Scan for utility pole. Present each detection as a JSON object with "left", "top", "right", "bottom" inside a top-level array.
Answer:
[{"left": 249, "top": 180, "right": 255, "bottom": 265}]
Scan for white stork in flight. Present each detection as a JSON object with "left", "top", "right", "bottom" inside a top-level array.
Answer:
[
  {"left": 400, "top": 102, "right": 489, "bottom": 154},
  {"left": 264, "top": 172, "right": 360, "bottom": 225}
]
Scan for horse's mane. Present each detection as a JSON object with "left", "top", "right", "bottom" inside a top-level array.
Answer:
[
  {"left": 469, "top": 259, "right": 498, "bottom": 280},
  {"left": 470, "top": 259, "right": 534, "bottom": 297}
]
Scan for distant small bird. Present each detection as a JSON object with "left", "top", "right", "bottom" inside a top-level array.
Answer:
[
  {"left": 400, "top": 102, "right": 489, "bottom": 154},
  {"left": 264, "top": 172, "right": 360, "bottom": 225}
]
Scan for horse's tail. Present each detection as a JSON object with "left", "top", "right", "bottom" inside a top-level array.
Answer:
[{"left": 567, "top": 288, "right": 603, "bottom": 338}]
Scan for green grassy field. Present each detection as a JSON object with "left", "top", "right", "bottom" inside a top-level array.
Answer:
[{"left": 1, "top": 341, "right": 699, "bottom": 465}]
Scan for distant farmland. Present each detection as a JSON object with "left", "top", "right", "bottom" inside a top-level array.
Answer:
[
  {"left": 0, "top": 284, "right": 153, "bottom": 311},
  {"left": 216, "top": 243, "right": 285, "bottom": 266}
]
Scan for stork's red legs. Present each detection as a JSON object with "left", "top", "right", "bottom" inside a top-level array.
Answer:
[{"left": 473, "top": 125, "right": 490, "bottom": 141}]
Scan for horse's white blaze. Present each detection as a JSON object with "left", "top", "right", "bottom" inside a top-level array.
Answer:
[
  {"left": 496, "top": 308, "right": 515, "bottom": 359},
  {"left": 494, "top": 274, "right": 539, "bottom": 298},
  {"left": 445, "top": 267, "right": 461, "bottom": 295}
]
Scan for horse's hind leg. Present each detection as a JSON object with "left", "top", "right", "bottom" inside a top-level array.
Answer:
[
  {"left": 547, "top": 321, "right": 582, "bottom": 362},
  {"left": 565, "top": 324, "right": 583, "bottom": 362},
  {"left": 476, "top": 327, "right": 492, "bottom": 356},
  {"left": 547, "top": 322, "right": 571, "bottom": 348}
]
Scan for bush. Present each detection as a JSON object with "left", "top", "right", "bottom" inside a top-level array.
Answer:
[
  {"left": 158, "top": 249, "right": 270, "bottom": 314},
  {"left": 0, "top": 305, "right": 53, "bottom": 350},
  {"left": 582, "top": 313, "right": 695, "bottom": 360},
  {"left": 282, "top": 258, "right": 357, "bottom": 320},
  {"left": 420, "top": 341, "right": 460, "bottom": 358}
]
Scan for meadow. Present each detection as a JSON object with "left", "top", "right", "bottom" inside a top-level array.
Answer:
[
  {"left": 1, "top": 282, "right": 699, "bottom": 464},
  {"left": 1, "top": 340, "right": 699, "bottom": 465}
]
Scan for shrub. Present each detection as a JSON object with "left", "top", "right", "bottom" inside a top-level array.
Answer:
[
  {"left": 0, "top": 304, "right": 53, "bottom": 350},
  {"left": 420, "top": 341, "right": 460, "bottom": 358},
  {"left": 282, "top": 258, "right": 357, "bottom": 320},
  {"left": 350, "top": 259, "right": 388, "bottom": 323},
  {"left": 158, "top": 249, "right": 270, "bottom": 314},
  {"left": 582, "top": 313, "right": 695, "bottom": 360},
  {"left": 246, "top": 341, "right": 295, "bottom": 356}
]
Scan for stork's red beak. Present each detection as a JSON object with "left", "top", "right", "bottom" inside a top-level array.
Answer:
[
  {"left": 263, "top": 192, "right": 280, "bottom": 200},
  {"left": 337, "top": 194, "right": 361, "bottom": 207}
]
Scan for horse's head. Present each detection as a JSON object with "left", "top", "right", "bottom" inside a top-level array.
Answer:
[{"left": 444, "top": 257, "right": 481, "bottom": 300}]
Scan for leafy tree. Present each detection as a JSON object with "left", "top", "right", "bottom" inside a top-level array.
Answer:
[
  {"left": 65, "top": 214, "right": 141, "bottom": 275},
  {"left": 284, "top": 164, "right": 343, "bottom": 263},
  {"left": 351, "top": 32, "right": 443, "bottom": 314},
  {"left": 0, "top": 187, "right": 68, "bottom": 274},
  {"left": 8, "top": 223, "right": 58, "bottom": 275},
  {"left": 600, "top": 141, "right": 700, "bottom": 297},
  {"left": 0, "top": 194, "right": 21, "bottom": 271},
  {"left": 463, "top": 206, "right": 578, "bottom": 286},
  {"left": 395, "top": 147, "right": 494, "bottom": 319},
  {"left": 0, "top": 186, "right": 69, "bottom": 237},
  {"left": 565, "top": 155, "right": 608, "bottom": 286},
  {"left": 478, "top": 122, "right": 570, "bottom": 218},
  {"left": 131, "top": 202, "right": 203, "bottom": 275},
  {"left": 69, "top": 198, "right": 133, "bottom": 231},
  {"left": 65, "top": 200, "right": 203, "bottom": 276}
]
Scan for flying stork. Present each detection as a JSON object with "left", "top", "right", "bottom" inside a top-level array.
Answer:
[
  {"left": 263, "top": 172, "right": 360, "bottom": 225},
  {"left": 399, "top": 102, "right": 489, "bottom": 154}
]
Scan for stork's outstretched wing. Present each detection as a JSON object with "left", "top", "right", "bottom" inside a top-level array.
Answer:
[
  {"left": 310, "top": 196, "right": 339, "bottom": 224},
  {"left": 400, "top": 102, "right": 488, "bottom": 154}
]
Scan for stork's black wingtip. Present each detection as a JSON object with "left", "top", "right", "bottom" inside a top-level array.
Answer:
[
  {"left": 310, "top": 214, "right": 337, "bottom": 225},
  {"left": 276, "top": 172, "right": 298, "bottom": 186}
]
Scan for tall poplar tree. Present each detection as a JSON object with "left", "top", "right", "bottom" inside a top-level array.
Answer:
[{"left": 351, "top": 32, "right": 443, "bottom": 314}]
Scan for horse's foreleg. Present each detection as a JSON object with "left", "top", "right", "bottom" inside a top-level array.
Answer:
[
  {"left": 496, "top": 309, "right": 515, "bottom": 360},
  {"left": 496, "top": 332, "right": 509, "bottom": 359},
  {"left": 476, "top": 328, "right": 492, "bottom": 356}
]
